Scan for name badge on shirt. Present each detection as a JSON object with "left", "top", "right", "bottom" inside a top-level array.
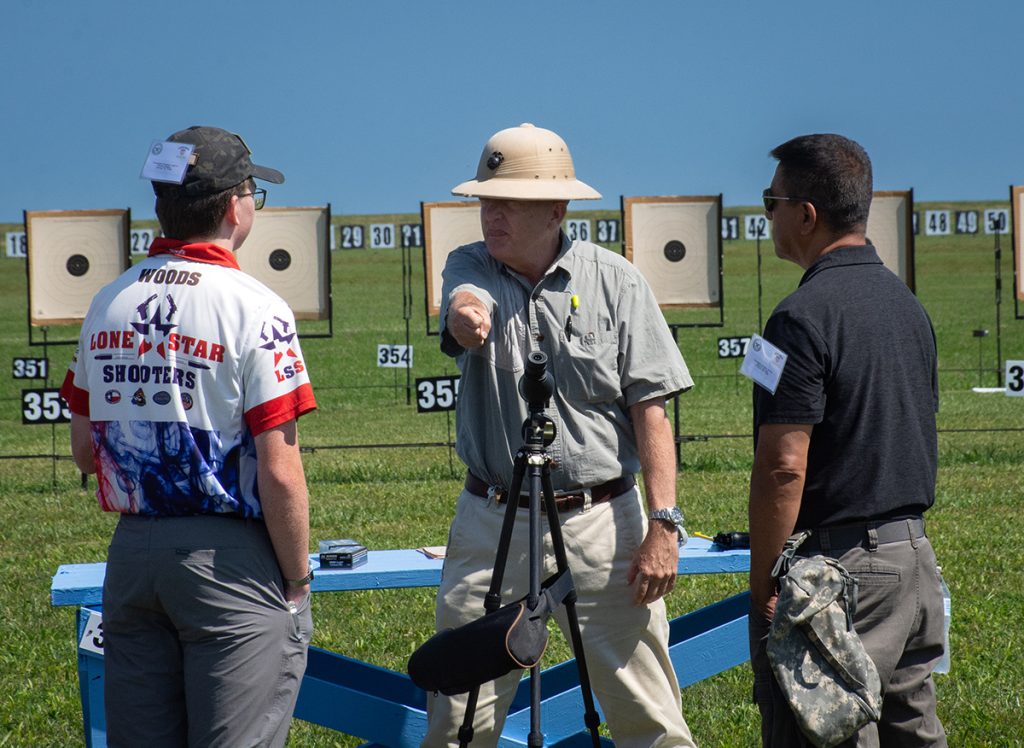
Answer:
[
  {"left": 740, "top": 333, "right": 787, "bottom": 394},
  {"left": 140, "top": 140, "right": 195, "bottom": 184}
]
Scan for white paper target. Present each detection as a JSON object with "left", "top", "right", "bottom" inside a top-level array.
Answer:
[
  {"left": 866, "top": 190, "right": 915, "bottom": 290},
  {"left": 422, "top": 201, "right": 483, "bottom": 317},
  {"left": 26, "top": 209, "right": 130, "bottom": 325},
  {"left": 623, "top": 195, "right": 721, "bottom": 307},
  {"left": 238, "top": 206, "right": 330, "bottom": 320}
]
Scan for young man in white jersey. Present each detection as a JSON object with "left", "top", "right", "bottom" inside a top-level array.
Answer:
[{"left": 61, "top": 126, "right": 317, "bottom": 747}]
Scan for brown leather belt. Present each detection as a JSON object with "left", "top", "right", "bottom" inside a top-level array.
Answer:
[{"left": 464, "top": 472, "right": 635, "bottom": 512}]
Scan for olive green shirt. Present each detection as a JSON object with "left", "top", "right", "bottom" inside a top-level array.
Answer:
[{"left": 441, "top": 234, "right": 693, "bottom": 492}]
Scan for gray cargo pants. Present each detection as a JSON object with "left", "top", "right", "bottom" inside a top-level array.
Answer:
[
  {"left": 749, "top": 521, "right": 947, "bottom": 747},
  {"left": 102, "top": 514, "right": 312, "bottom": 748}
]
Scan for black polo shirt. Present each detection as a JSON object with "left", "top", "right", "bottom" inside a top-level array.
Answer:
[{"left": 753, "top": 245, "right": 938, "bottom": 529}]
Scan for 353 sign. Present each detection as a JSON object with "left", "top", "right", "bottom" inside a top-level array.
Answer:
[
  {"left": 416, "top": 375, "right": 460, "bottom": 412},
  {"left": 22, "top": 388, "right": 71, "bottom": 424}
]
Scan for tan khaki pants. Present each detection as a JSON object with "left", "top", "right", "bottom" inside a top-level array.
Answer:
[{"left": 422, "top": 488, "right": 695, "bottom": 747}]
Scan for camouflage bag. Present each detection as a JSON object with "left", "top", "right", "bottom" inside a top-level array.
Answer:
[{"left": 767, "top": 532, "right": 882, "bottom": 748}]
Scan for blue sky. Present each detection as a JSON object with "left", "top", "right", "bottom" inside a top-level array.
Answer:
[{"left": 1, "top": 0, "right": 1019, "bottom": 222}]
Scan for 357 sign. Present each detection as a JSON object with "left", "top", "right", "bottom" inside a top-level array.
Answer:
[
  {"left": 717, "top": 336, "right": 751, "bottom": 358},
  {"left": 22, "top": 388, "right": 71, "bottom": 424}
]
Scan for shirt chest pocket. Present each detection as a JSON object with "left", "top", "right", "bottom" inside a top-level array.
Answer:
[{"left": 558, "top": 329, "right": 621, "bottom": 404}]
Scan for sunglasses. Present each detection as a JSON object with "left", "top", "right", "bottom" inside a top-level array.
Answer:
[{"left": 762, "top": 188, "right": 809, "bottom": 215}]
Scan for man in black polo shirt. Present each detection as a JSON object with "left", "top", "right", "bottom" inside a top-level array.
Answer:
[{"left": 748, "top": 133, "right": 947, "bottom": 746}]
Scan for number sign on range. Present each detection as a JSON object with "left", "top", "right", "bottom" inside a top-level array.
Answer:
[
  {"left": 22, "top": 388, "right": 71, "bottom": 424},
  {"left": 13, "top": 357, "right": 49, "bottom": 379},
  {"left": 416, "top": 375, "right": 461, "bottom": 412},
  {"left": 377, "top": 344, "right": 412, "bottom": 368},
  {"left": 1006, "top": 361, "right": 1024, "bottom": 397},
  {"left": 717, "top": 337, "right": 751, "bottom": 358}
]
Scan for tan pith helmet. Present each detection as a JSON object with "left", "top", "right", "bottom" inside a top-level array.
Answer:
[{"left": 451, "top": 123, "right": 601, "bottom": 201}]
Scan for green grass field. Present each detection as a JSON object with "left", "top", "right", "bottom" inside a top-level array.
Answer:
[{"left": 1, "top": 205, "right": 1022, "bottom": 746}]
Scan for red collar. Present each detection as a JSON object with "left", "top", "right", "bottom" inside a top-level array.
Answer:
[{"left": 148, "top": 238, "right": 240, "bottom": 270}]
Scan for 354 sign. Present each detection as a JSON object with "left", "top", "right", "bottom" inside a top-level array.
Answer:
[{"left": 377, "top": 344, "right": 412, "bottom": 368}]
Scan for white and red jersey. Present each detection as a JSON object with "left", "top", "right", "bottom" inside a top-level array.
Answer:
[{"left": 60, "top": 239, "right": 316, "bottom": 518}]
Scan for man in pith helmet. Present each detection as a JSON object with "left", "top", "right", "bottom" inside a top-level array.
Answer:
[{"left": 423, "top": 123, "right": 697, "bottom": 747}]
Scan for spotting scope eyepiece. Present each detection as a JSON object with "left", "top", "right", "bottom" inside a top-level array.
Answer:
[{"left": 518, "top": 351, "right": 554, "bottom": 410}]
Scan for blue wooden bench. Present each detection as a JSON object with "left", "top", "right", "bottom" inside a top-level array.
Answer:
[{"left": 51, "top": 538, "right": 751, "bottom": 747}]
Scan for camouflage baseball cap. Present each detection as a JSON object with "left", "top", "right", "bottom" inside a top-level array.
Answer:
[{"left": 152, "top": 126, "right": 284, "bottom": 198}]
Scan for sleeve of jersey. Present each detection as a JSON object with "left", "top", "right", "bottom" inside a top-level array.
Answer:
[
  {"left": 58, "top": 346, "right": 90, "bottom": 417},
  {"left": 242, "top": 301, "right": 318, "bottom": 436}
]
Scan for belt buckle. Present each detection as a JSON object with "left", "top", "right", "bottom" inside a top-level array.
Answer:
[{"left": 581, "top": 487, "right": 592, "bottom": 513}]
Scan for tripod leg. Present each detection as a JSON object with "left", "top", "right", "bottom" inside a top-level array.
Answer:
[
  {"left": 457, "top": 686, "right": 480, "bottom": 748},
  {"left": 455, "top": 454, "right": 528, "bottom": 745},
  {"left": 486, "top": 451, "right": 528, "bottom": 613},
  {"left": 529, "top": 664, "right": 543, "bottom": 747},
  {"left": 541, "top": 469, "right": 603, "bottom": 747}
]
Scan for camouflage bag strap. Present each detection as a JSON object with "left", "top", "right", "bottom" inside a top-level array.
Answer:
[{"left": 771, "top": 530, "right": 813, "bottom": 579}]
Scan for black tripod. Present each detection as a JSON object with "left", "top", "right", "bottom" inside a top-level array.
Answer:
[{"left": 458, "top": 351, "right": 602, "bottom": 748}]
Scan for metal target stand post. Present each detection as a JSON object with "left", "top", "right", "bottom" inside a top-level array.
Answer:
[
  {"left": 458, "top": 351, "right": 601, "bottom": 748},
  {"left": 401, "top": 237, "right": 414, "bottom": 404},
  {"left": 994, "top": 228, "right": 1005, "bottom": 385},
  {"left": 666, "top": 236, "right": 725, "bottom": 466}
]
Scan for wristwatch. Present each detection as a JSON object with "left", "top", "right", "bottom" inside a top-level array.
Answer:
[
  {"left": 649, "top": 507, "right": 687, "bottom": 542},
  {"left": 285, "top": 566, "right": 314, "bottom": 588}
]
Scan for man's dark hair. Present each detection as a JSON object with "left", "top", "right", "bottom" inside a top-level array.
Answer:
[
  {"left": 770, "top": 134, "right": 872, "bottom": 233},
  {"left": 155, "top": 178, "right": 253, "bottom": 240}
]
